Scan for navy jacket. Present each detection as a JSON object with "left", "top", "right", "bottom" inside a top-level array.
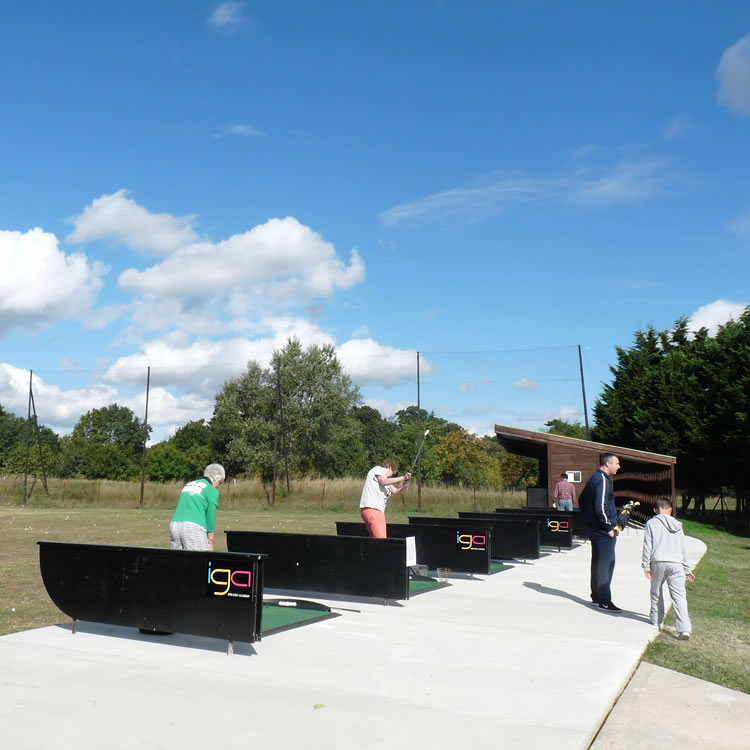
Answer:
[{"left": 581, "top": 469, "right": 617, "bottom": 533}]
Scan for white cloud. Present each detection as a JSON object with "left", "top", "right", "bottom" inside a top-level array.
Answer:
[
  {"left": 688, "top": 299, "right": 747, "bottom": 336},
  {"left": 352, "top": 324, "right": 370, "bottom": 338},
  {"left": 716, "top": 34, "right": 750, "bottom": 116},
  {"left": 0, "top": 363, "right": 120, "bottom": 431},
  {"left": 215, "top": 123, "right": 265, "bottom": 138},
  {"left": 208, "top": 2, "right": 247, "bottom": 31},
  {"left": 103, "top": 318, "right": 335, "bottom": 394},
  {"left": 67, "top": 190, "right": 199, "bottom": 256},
  {"left": 103, "top": 318, "right": 422, "bottom": 394},
  {"left": 512, "top": 378, "right": 541, "bottom": 392},
  {"left": 380, "top": 159, "right": 665, "bottom": 226},
  {"left": 337, "top": 338, "right": 428, "bottom": 387},
  {"left": 662, "top": 114, "right": 693, "bottom": 140},
  {"left": 0, "top": 228, "right": 107, "bottom": 334},
  {"left": 118, "top": 216, "right": 365, "bottom": 308},
  {"left": 363, "top": 398, "right": 413, "bottom": 420}
]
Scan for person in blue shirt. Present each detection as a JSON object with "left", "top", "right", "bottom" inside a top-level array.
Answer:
[{"left": 580, "top": 453, "right": 621, "bottom": 612}]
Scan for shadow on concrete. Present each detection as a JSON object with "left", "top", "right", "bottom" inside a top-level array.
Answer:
[
  {"left": 522, "top": 582, "right": 652, "bottom": 624},
  {"left": 54, "top": 621, "right": 258, "bottom": 656}
]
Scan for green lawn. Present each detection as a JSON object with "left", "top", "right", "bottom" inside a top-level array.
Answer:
[{"left": 642, "top": 519, "right": 750, "bottom": 694}]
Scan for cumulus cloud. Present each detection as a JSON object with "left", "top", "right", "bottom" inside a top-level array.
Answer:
[
  {"left": 208, "top": 2, "right": 247, "bottom": 31},
  {"left": 716, "top": 34, "right": 750, "bottom": 116},
  {"left": 380, "top": 159, "right": 665, "bottom": 226},
  {"left": 688, "top": 299, "right": 747, "bottom": 336},
  {"left": 118, "top": 216, "right": 365, "bottom": 308},
  {"left": 0, "top": 228, "right": 107, "bottom": 334},
  {"left": 67, "top": 190, "right": 199, "bottom": 255},
  {"left": 512, "top": 377, "right": 541, "bottom": 392},
  {"left": 337, "top": 338, "right": 428, "bottom": 387},
  {"left": 0, "top": 363, "right": 120, "bottom": 431}
]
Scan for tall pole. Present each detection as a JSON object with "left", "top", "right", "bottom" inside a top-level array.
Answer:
[
  {"left": 29, "top": 387, "right": 49, "bottom": 494},
  {"left": 139, "top": 366, "right": 151, "bottom": 508},
  {"left": 578, "top": 345, "right": 590, "bottom": 440},
  {"left": 23, "top": 370, "right": 32, "bottom": 506},
  {"left": 417, "top": 351, "right": 422, "bottom": 512}
]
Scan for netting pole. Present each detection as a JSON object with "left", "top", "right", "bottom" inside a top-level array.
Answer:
[{"left": 578, "top": 345, "right": 590, "bottom": 439}]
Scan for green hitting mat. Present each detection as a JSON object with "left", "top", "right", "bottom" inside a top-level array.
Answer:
[
  {"left": 409, "top": 576, "right": 450, "bottom": 595},
  {"left": 261, "top": 599, "right": 339, "bottom": 636}
]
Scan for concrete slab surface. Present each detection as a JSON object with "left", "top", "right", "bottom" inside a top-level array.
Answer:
[
  {"left": 591, "top": 661, "right": 750, "bottom": 749},
  {"left": 0, "top": 526, "right": 726, "bottom": 750}
]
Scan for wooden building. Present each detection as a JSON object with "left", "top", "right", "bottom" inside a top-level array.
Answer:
[{"left": 494, "top": 424, "right": 677, "bottom": 522}]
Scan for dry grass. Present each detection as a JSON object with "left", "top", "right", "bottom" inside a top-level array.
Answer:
[{"left": 0, "top": 475, "right": 524, "bottom": 513}]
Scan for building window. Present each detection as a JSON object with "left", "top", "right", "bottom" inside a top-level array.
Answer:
[{"left": 566, "top": 471, "right": 582, "bottom": 483}]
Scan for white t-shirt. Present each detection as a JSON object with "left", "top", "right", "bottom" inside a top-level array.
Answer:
[{"left": 359, "top": 465, "right": 392, "bottom": 512}]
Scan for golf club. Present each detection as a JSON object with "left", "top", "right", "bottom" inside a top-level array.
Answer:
[{"left": 409, "top": 429, "right": 430, "bottom": 474}]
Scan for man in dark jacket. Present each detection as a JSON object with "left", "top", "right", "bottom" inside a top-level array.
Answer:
[{"left": 580, "top": 453, "right": 621, "bottom": 612}]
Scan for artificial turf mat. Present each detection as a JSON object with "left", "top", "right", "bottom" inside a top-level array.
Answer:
[
  {"left": 261, "top": 599, "right": 339, "bottom": 636},
  {"left": 409, "top": 577, "right": 449, "bottom": 594},
  {"left": 490, "top": 561, "right": 511, "bottom": 573}
]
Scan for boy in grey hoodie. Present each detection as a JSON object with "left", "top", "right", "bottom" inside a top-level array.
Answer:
[{"left": 642, "top": 497, "right": 696, "bottom": 639}]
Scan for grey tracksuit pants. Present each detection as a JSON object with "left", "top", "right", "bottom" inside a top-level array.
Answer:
[{"left": 649, "top": 561, "right": 691, "bottom": 634}]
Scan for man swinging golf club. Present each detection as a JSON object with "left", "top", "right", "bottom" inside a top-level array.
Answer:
[{"left": 359, "top": 430, "right": 428, "bottom": 538}]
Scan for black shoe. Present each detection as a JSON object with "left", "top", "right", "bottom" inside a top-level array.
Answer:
[{"left": 598, "top": 602, "right": 622, "bottom": 613}]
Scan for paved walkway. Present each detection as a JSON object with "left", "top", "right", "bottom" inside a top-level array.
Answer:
[{"left": 1, "top": 526, "right": 739, "bottom": 750}]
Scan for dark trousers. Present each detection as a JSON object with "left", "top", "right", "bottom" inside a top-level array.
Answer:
[{"left": 589, "top": 530, "right": 617, "bottom": 604}]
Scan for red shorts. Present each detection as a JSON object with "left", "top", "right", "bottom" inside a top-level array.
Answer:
[{"left": 360, "top": 507, "right": 387, "bottom": 538}]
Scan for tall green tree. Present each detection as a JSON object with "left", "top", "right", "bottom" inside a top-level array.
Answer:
[
  {"left": 593, "top": 309, "right": 750, "bottom": 493},
  {"left": 64, "top": 404, "right": 149, "bottom": 480},
  {"left": 211, "top": 338, "right": 366, "bottom": 479},
  {"left": 543, "top": 419, "right": 587, "bottom": 440}
]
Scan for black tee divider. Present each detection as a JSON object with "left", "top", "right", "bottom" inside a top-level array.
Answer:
[
  {"left": 335, "top": 522, "right": 493, "bottom": 575},
  {"left": 407, "top": 516, "right": 540, "bottom": 562},
  {"left": 496, "top": 507, "right": 588, "bottom": 539},
  {"left": 462, "top": 510, "right": 574, "bottom": 549},
  {"left": 38, "top": 542, "right": 265, "bottom": 644},
  {"left": 225, "top": 530, "right": 411, "bottom": 601}
]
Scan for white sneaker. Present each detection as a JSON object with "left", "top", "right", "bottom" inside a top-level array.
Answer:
[{"left": 678, "top": 632, "right": 691, "bottom": 640}]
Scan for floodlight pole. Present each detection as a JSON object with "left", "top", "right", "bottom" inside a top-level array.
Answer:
[{"left": 578, "top": 345, "right": 590, "bottom": 440}]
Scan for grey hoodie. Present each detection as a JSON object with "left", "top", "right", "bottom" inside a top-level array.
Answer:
[{"left": 641, "top": 514, "right": 692, "bottom": 574}]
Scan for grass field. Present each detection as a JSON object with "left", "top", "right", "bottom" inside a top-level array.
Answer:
[
  {"left": 2, "top": 502, "right": 748, "bottom": 695},
  {"left": 642, "top": 519, "right": 750, "bottom": 694}
]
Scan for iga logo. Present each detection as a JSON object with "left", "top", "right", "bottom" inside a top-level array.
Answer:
[
  {"left": 456, "top": 531, "right": 487, "bottom": 551},
  {"left": 547, "top": 519, "right": 570, "bottom": 533},
  {"left": 206, "top": 561, "right": 253, "bottom": 598}
]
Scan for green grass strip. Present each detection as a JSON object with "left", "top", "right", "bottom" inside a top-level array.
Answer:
[{"left": 643, "top": 520, "right": 750, "bottom": 694}]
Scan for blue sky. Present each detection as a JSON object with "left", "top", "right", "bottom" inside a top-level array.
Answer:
[{"left": 1, "top": 1, "right": 749, "bottom": 443}]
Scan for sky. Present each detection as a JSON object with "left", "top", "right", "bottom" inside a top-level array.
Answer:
[{"left": 1, "top": 1, "right": 749, "bottom": 444}]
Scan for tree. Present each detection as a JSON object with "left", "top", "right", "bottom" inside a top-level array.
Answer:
[
  {"left": 146, "top": 442, "right": 191, "bottom": 483},
  {"left": 352, "top": 405, "right": 396, "bottom": 467},
  {"left": 500, "top": 453, "right": 538, "bottom": 488},
  {"left": 211, "top": 338, "right": 366, "bottom": 480},
  {"left": 434, "top": 430, "right": 503, "bottom": 488},
  {"left": 66, "top": 404, "right": 149, "bottom": 480},
  {"left": 543, "top": 419, "right": 587, "bottom": 440},
  {"left": 593, "top": 309, "right": 750, "bottom": 494}
]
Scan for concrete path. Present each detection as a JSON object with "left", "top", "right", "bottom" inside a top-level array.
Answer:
[{"left": 0, "top": 526, "right": 727, "bottom": 750}]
